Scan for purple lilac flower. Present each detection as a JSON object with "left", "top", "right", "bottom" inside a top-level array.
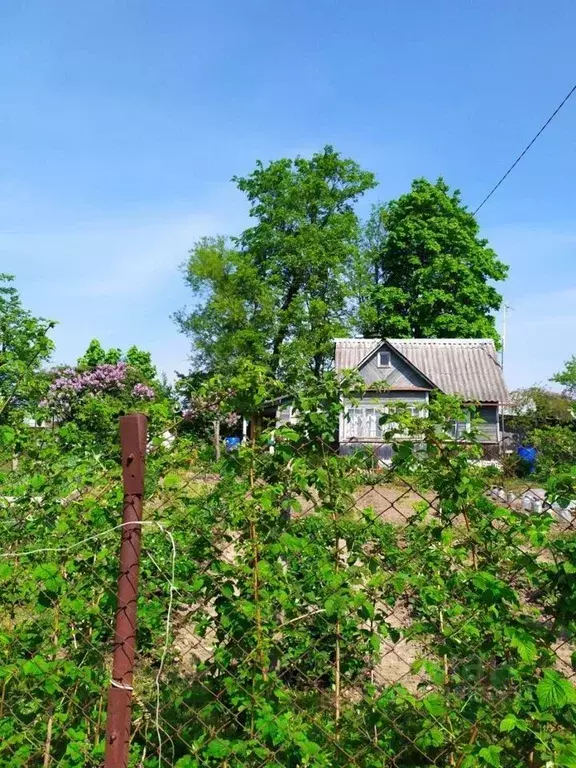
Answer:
[
  {"left": 44, "top": 362, "right": 131, "bottom": 413},
  {"left": 132, "top": 383, "right": 155, "bottom": 400}
]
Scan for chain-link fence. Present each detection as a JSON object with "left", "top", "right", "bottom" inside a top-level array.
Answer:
[{"left": 1, "top": 403, "right": 575, "bottom": 767}]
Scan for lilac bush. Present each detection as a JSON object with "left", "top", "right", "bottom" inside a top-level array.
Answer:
[
  {"left": 183, "top": 386, "right": 240, "bottom": 436},
  {"left": 42, "top": 362, "right": 155, "bottom": 415},
  {"left": 52, "top": 363, "right": 128, "bottom": 395},
  {"left": 132, "top": 383, "right": 155, "bottom": 400},
  {"left": 183, "top": 388, "right": 239, "bottom": 422}
]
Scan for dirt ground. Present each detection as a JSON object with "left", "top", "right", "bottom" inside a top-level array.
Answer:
[{"left": 353, "top": 484, "right": 436, "bottom": 524}]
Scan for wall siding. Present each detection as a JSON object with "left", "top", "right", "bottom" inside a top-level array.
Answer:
[
  {"left": 476, "top": 405, "right": 499, "bottom": 443},
  {"left": 338, "top": 398, "right": 499, "bottom": 445},
  {"left": 339, "top": 392, "right": 429, "bottom": 443},
  {"left": 359, "top": 345, "right": 431, "bottom": 389},
  {"left": 346, "top": 392, "right": 429, "bottom": 405}
]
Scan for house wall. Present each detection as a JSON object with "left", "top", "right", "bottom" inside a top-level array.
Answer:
[
  {"left": 275, "top": 397, "right": 500, "bottom": 448},
  {"left": 475, "top": 405, "right": 499, "bottom": 443},
  {"left": 339, "top": 391, "right": 429, "bottom": 442},
  {"left": 277, "top": 404, "right": 295, "bottom": 426},
  {"left": 338, "top": 397, "right": 500, "bottom": 445},
  {"left": 359, "top": 345, "right": 431, "bottom": 389}
]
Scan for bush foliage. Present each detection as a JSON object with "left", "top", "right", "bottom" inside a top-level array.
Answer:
[{"left": 1, "top": 379, "right": 576, "bottom": 767}]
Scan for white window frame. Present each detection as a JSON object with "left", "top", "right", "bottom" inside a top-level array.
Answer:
[
  {"left": 377, "top": 350, "right": 391, "bottom": 368},
  {"left": 343, "top": 401, "right": 427, "bottom": 440},
  {"left": 407, "top": 405, "right": 425, "bottom": 417},
  {"left": 345, "top": 406, "right": 382, "bottom": 439},
  {"left": 450, "top": 417, "right": 471, "bottom": 440}
]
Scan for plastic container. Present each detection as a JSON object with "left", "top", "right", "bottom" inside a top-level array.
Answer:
[{"left": 517, "top": 445, "right": 538, "bottom": 472}]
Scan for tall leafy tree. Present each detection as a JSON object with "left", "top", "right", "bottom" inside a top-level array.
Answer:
[
  {"left": 552, "top": 355, "right": 576, "bottom": 398},
  {"left": 0, "top": 274, "right": 55, "bottom": 423},
  {"left": 357, "top": 178, "right": 508, "bottom": 343},
  {"left": 77, "top": 339, "right": 122, "bottom": 369},
  {"left": 77, "top": 339, "right": 158, "bottom": 383},
  {"left": 174, "top": 236, "right": 272, "bottom": 377},
  {"left": 175, "top": 146, "right": 376, "bottom": 382}
]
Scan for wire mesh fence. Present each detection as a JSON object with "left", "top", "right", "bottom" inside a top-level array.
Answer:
[{"left": 1, "top": 401, "right": 575, "bottom": 767}]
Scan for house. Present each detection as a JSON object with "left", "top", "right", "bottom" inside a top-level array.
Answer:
[{"left": 333, "top": 338, "right": 509, "bottom": 459}]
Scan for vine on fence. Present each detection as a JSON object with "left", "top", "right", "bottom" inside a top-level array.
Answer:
[{"left": 0, "top": 376, "right": 575, "bottom": 766}]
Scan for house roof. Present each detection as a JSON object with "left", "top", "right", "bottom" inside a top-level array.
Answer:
[{"left": 334, "top": 338, "right": 509, "bottom": 404}]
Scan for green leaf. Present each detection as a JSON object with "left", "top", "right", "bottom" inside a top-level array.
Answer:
[
  {"left": 423, "top": 694, "right": 447, "bottom": 717},
  {"left": 205, "top": 738, "right": 233, "bottom": 758},
  {"left": 0, "top": 563, "right": 12, "bottom": 580},
  {"left": 162, "top": 473, "right": 181, "bottom": 490},
  {"left": 174, "top": 757, "right": 196, "bottom": 768},
  {"left": 508, "top": 628, "right": 538, "bottom": 663},
  {"left": 499, "top": 713, "right": 527, "bottom": 732},
  {"left": 369, "top": 634, "right": 380, "bottom": 652},
  {"left": 536, "top": 669, "right": 576, "bottom": 710},
  {"left": 0, "top": 426, "right": 15, "bottom": 445},
  {"left": 417, "top": 726, "right": 445, "bottom": 748},
  {"left": 478, "top": 745, "right": 502, "bottom": 766},
  {"left": 557, "top": 743, "right": 576, "bottom": 767}
]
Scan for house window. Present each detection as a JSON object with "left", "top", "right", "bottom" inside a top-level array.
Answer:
[
  {"left": 346, "top": 407, "right": 381, "bottom": 439},
  {"left": 344, "top": 402, "right": 426, "bottom": 440},
  {"left": 377, "top": 350, "right": 391, "bottom": 368},
  {"left": 386, "top": 404, "right": 425, "bottom": 419},
  {"left": 450, "top": 419, "right": 471, "bottom": 439}
]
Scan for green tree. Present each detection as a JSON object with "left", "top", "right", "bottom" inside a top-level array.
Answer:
[
  {"left": 0, "top": 274, "right": 55, "bottom": 423},
  {"left": 552, "top": 355, "right": 576, "bottom": 398},
  {"left": 77, "top": 340, "right": 158, "bottom": 383},
  {"left": 175, "top": 146, "right": 376, "bottom": 382},
  {"left": 508, "top": 386, "right": 575, "bottom": 439},
  {"left": 77, "top": 339, "right": 121, "bottom": 369},
  {"left": 174, "top": 236, "right": 271, "bottom": 377},
  {"left": 531, "top": 425, "right": 576, "bottom": 476},
  {"left": 124, "top": 345, "right": 158, "bottom": 383},
  {"left": 358, "top": 178, "right": 508, "bottom": 343}
]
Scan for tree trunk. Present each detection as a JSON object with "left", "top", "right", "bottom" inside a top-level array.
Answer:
[
  {"left": 313, "top": 353, "right": 323, "bottom": 378},
  {"left": 213, "top": 420, "right": 221, "bottom": 461},
  {"left": 270, "top": 277, "right": 303, "bottom": 372}
]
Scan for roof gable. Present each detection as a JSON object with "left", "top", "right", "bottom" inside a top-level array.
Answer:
[{"left": 356, "top": 340, "right": 436, "bottom": 390}]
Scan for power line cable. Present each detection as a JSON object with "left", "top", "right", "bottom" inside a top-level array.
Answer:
[{"left": 474, "top": 82, "right": 576, "bottom": 214}]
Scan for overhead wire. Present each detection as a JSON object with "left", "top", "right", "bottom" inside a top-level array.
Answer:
[{"left": 474, "top": 82, "right": 576, "bottom": 214}]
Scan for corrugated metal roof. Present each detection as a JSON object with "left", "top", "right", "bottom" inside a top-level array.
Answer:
[
  {"left": 334, "top": 338, "right": 509, "bottom": 404},
  {"left": 334, "top": 338, "right": 381, "bottom": 370}
]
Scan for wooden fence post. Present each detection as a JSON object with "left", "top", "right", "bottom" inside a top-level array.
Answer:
[{"left": 104, "top": 413, "right": 147, "bottom": 768}]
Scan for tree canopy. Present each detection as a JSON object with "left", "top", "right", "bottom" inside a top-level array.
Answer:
[
  {"left": 175, "top": 146, "right": 376, "bottom": 383},
  {"left": 77, "top": 339, "right": 158, "bottom": 383},
  {"left": 552, "top": 355, "right": 576, "bottom": 398},
  {"left": 0, "top": 274, "right": 55, "bottom": 423},
  {"left": 357, "top": 178, "right": 508, "bottom": 343},
  {"left": 508, "top": 386, "right": 575, "bottom": 439},
  {"left": 176, "top": 156, "right": 509, "bottom": 381}
]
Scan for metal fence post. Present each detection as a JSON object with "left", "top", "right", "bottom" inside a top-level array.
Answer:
[{"left": 104, "top": 413, "right": 148, "bottom": 768}]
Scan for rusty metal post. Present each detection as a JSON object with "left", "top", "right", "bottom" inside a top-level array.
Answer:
[{"left": 104, "top": 413, "right": 148, "bottom": 768}]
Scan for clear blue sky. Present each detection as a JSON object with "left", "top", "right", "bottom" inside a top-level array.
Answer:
[{"left": 2, "top": 0, "right": 575, "bottom": 390}]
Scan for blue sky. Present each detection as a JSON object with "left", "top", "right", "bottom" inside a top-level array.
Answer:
[{"left": 1, "top": 0, "right": 575, "bottom": 390}]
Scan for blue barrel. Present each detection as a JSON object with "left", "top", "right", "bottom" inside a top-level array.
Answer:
[
  {"left": 517, "top": 445, "right": 538, "bottom": 471},
  {"left": 224, "top": 436, "right": 242, "bottom": 452}
]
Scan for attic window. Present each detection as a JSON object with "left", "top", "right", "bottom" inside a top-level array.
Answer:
[{"left": 377, "top": 350, "right": 391, "bottom": 368}]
